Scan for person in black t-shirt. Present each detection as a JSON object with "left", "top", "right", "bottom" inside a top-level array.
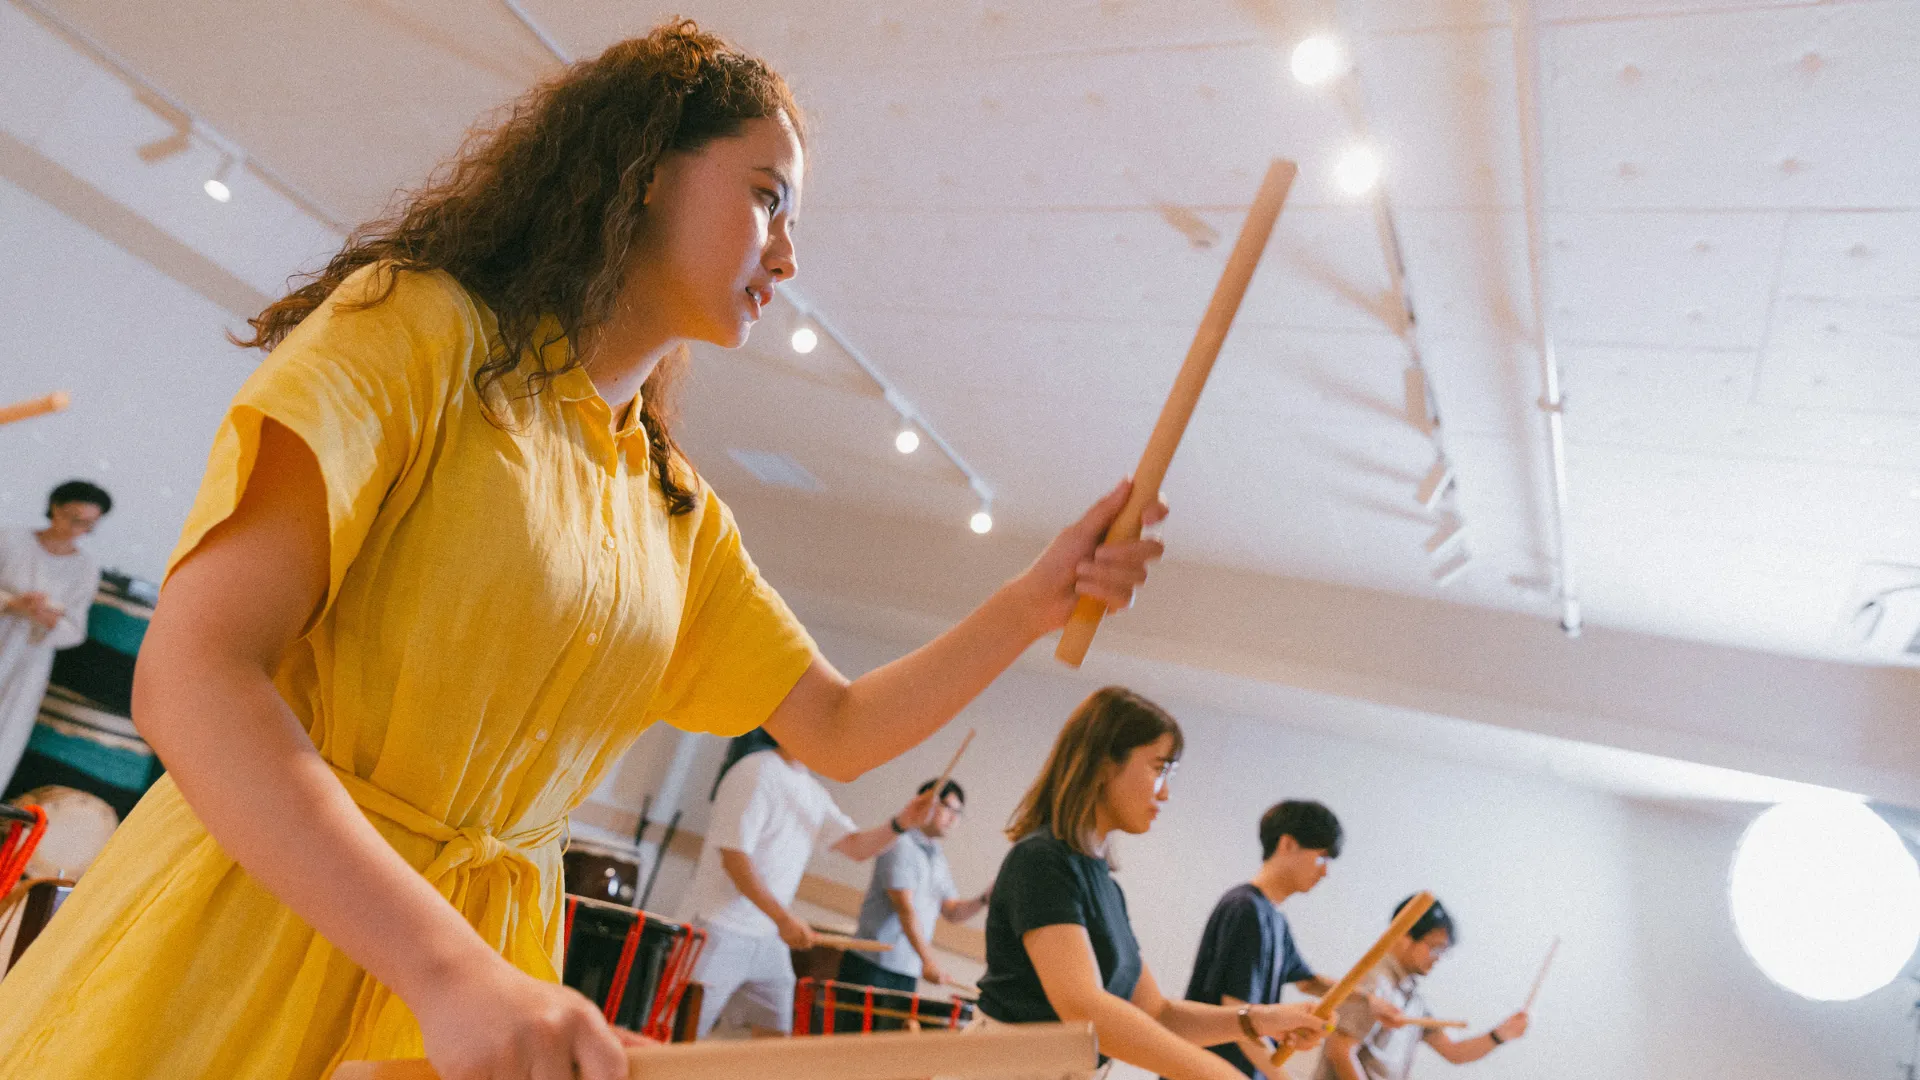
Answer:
[
  {"left": 978, "top": 687, "right": 1328, "bottom": 1080},
  {"left": 1177, "top": 801, "right": 1406, "bottom": 1078}
]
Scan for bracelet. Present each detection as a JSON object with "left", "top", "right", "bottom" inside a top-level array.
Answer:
[
  {"left": 1489, "top": 1030, "right": 1505, "bottom": 1046},
  {"left": 889, "top": 816, "right": 906, "bottom": 834},
  {"left": 1237, "top": 1006, "right": 1260, "bottom": 1042}
]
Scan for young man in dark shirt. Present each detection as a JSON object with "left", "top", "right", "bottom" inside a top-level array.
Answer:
[{"left": 1176, "top": 801, "right": 1403, "bottom": 1078}]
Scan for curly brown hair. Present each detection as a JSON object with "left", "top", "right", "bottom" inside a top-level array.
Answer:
[{"left": 237, "top": 18, "right": 805, "bottom": 515}]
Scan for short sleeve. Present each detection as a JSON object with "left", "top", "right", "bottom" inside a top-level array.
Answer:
[
  {"left": 1332, "top": 969, "right": 1385, "bottom": 1039},
  {"left": 167, "top": 265, "right": 471, "bottom": 618},
  {"left": 1195, "top": 894, "right": 1270, "bottom": 1004},
  {"left": 646, "top": 485, "right": 817, "bottom": 738},
  {"left": 879, "top": 843, "right": 918, "bottom": 893},
  {"left": 815, "top": 789, "right": 856, "bottom": 850},
  {"left": 707, "top": 753, "right": 770, "bottom": 853},
  {"left": 934, "top": 854, "right": 958, "bottom": 904},
  {"left": 1276, "top": 919, "right": 1316, "bottom": 986},
  {"left": 996, "top": 841, "right": 1088, "bottom": 936}
]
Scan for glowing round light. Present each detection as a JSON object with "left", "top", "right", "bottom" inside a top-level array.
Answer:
[
  {"left": 968, "top": 510, "right": 993, "bottom": 535},
  {"left": 203, "top": 178, "right": 232, "bottom": 203},
  {"left": 1333, "top": 145, "right": 1382, "bottom": 197},
  {"left": 894, "top": 428, "right": 921, "bottom": 454},
  {"left": 790, "top": 326, "right": 819, "bottom": 354},
  {"left": 1728, "top": 799, "right": 1920, "bottom": 1001},
  {"left": 1290, "top": 36, "right": 1348, "bottom": 86}
]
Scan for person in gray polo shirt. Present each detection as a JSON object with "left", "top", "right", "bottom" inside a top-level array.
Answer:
[{"left": 836, "top": 778, "right": 990, "bottom": 1026}]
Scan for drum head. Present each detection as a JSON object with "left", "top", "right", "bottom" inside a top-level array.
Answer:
[{"left": 12, "top": 785, "right": 118, "bottom": 879}]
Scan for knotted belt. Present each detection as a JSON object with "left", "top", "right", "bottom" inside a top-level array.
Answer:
[{"left": 324, "top": 766, "right": 569, "bottom": 1066}]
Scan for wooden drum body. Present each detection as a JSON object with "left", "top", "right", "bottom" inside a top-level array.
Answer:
[{"left": 560, "top": 895, "right": 705, "bottom": 1041}]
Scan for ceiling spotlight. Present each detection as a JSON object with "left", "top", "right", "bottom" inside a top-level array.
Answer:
[
  {"left": 1432, "top": 548, "right": 1471, "bottom": 586},
  {"left": 1333, "top": 144, "right": 1383, "bottom": 197},
  {"left": 203, "top": 154, "right": 235, "bottom": 203},
  {"left": 790, "top": 326, "right": 819, "bottom": 354},
  {"left": 1416, "top": 458, "right": 1455, "bottom": 511},
  {"left": 1424, "top": 513, "right": 1466, "bottom": 556},
  {"left": 969, "top": 508, "right": 994, "bottom": 535},
  {"left": 1290, "top": 35, "right": 1349, "bottom": 86},
  {"left": 1404, "top": 366, "right": 1434, "bottom": 433},
  {"left": 894, "top": 427, "right": 921, "bottom": 454}
]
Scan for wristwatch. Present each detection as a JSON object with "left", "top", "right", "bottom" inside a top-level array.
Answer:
[
  {"left": 1237, "top": 1006, "right": 1260, "bottom": 1042},
  {"left": 1488, "top": 1030, "right": 1506, "bottom": 1046},
  {"left": 889, "top": 816, "right": 906, "bottom": 834}
]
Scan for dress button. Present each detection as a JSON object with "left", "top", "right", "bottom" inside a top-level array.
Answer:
[
  {"left": 586, "top": 632, "right": 600, "bottom": 645},
  {"left": 533, "top": 729, "right": 549, "bottom": 742},
  {"left": 602, "top": 536, "right": 617, "bottom": 551}
]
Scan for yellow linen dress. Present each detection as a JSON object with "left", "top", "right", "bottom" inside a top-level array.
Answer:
[{"left": 0, "top": 264, "right": 816, "bottom": 1078}]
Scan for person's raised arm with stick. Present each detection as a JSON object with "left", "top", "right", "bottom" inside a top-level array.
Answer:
[
  {"left": 839, "top": 765, "right": 992, "bottom": 1019},
  {"left": 0, "top": 21, "right": 1172, "bottom": 1080},
  {"left": 1311, "top": 898, "right": 1530, "bottom": 1080}
]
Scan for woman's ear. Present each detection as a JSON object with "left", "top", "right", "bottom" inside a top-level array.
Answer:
[{"left": 1092, "top": 757, "right": 1119, "bottom": 795}]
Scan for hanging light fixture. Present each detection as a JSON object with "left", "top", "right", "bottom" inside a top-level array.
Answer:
[{"left": 202, "top": 154, "right": 235, "bottom": 203}]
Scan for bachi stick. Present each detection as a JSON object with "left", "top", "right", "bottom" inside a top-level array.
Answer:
[
  {"left": 1054, "top": 160, "right": 1298, "bottom": 668},
  {"left": 1270, "top": 891, "right": 1436, "bottom": 1068}
]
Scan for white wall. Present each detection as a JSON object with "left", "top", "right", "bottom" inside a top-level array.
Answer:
[
  {"left": 0, "top": 175, "right": 253, "bottom": 581},
  {"left": 611, "top": 614, "right": 1914, "bottom": 1080}
]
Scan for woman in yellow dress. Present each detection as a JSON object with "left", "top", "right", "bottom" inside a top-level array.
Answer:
[{"left": 0, "top": 21, "right": 1166, "bottom": 1080}]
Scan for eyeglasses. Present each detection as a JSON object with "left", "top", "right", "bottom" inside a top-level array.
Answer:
[{"left": 1153, "top": 760, "right": 1179, "bottom": 793}]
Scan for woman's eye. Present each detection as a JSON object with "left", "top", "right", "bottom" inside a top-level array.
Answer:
[{"left": 757, "top": 188, "right": 781, "bottom": 213}]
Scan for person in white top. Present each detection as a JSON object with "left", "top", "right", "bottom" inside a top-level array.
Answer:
[
  {"left": 0, "top": 481, "right": 109, "bottom": 792},
  {"left": 686, "top": 733, "right": 934, "bottom": 1037}
]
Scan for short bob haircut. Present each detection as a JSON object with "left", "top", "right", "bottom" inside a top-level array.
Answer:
[
  {"left": 48, "top": 480, "right": 112, "bottom": 517},
  {"left": 1005, "top": 686, "right": 1183, "bottom": 857},
  {"left": 1259, "top": 799, "right": 1343, "bottom": 860}
]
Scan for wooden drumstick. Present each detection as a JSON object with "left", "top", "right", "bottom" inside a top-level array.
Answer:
[
  {"left": 1054, "top": 160, "right": 1297, "bottom": 668},
  {"left": 1522, "top": 936, "right": 1559, "bottom": 1012},
  {"left": 331, "top": 1020, "right": 1099, "bottom": 1080},
  {"left": 0, "top": 391, "right": 70, "bottom": 427},
  {"left": 1270, "top": 891, "right": 1435, "bottom": 1068},
  {"left": 1405, "top": 1017, "right": 1468, "bottom": 1030},
  {"left": 807, "top": 931, "right": 895, "bottom": 953},
  {"left": 932, "top": 729, "right": 975, "bottom": 797}
]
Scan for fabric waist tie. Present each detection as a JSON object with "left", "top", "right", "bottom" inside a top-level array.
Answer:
[{"left": 323, "top": 765, "right": 569, "bottom": 1067}]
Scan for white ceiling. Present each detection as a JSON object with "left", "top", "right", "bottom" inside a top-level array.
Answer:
[
  {"left": 3, "top": 0, "right": 1918, "bottom": 800},
  {"left": 8, "top": 0, "right": 1917, "bottom": 660}
]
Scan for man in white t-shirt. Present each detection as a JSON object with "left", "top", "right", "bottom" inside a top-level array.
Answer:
[{"left": 686, "top": 737, "right": 934, "bottom": 1037}]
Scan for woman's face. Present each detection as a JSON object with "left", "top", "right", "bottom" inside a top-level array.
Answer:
[
  {"left": 1100, "top": 733, "right": 1178, "bottom": 837},
  {"left": 629, "top": 113, "right": 803, "bottom": 348}
]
